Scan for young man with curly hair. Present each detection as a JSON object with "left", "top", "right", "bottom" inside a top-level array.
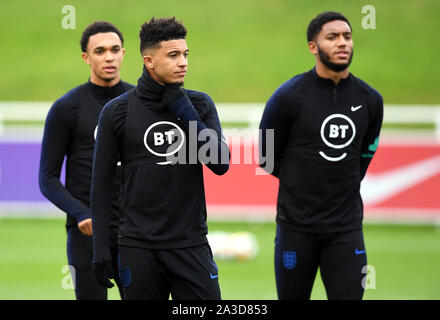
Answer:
[
  {"left": 39, "top": 21, "right": 134, "bottom": 299},
  {"left": 259, "top": 11, "right": 383, "bottom": 300},
  {"left": 91, "top": 17, "right": 230, "bottom": 300}
]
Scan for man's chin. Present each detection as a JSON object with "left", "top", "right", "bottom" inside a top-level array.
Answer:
[
  {"left": 167, "top": 80, "right": 184, "bottom": 87},
  {"left": 100, "top": 75, "right": 117, "bottom": 83},
  {"left": 321, "top": 59, "right": 351, "bottom": 72},
  {"left": 333, "top": 58, "right": 350, "bottom": 65},
  {"left": 331, "top": 62, "right": 350, "bottom": 71},
  {"left": 317, "top": 46, "right": 353, "bottom": 72}
]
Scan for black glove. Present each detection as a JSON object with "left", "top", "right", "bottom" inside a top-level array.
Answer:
[
  {"left": 187, "top": 93, "right": 210, "bottom": 119},
  {"left": 162, "top": 84, "right": 210, "bottom": 120},
  {"left": 92, "top": 260, "right": 115, "bottom": 288}
]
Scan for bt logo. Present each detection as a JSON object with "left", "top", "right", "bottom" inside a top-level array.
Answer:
[
  {"left": 328, "top": 124, "right": 350, "bottom": 139},
  {"left": 319, "top": 114, "right": 356, "bottom": 162},
  {"left": 153, "top": 131, "right": 178, "bottom": 146},
  {"left": 144, "top": 121, "right": 185, "bottom": 158}
]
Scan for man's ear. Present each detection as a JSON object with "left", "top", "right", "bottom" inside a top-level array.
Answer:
[
  {"left": 81, "top": 52, "right": 90, "bottom": 65},
  {"left": 143, "top": 54, "right": 154, "bottom": 70},
  {"left": 308, "top": 41, "right": 318, "bottom": 55}
]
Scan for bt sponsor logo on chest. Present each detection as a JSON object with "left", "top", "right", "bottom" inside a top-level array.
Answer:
[
  {"left": 319, "top": 113, "right": 356, "bottom": 162},
  {"left": 143, "top": 121, "right": 185, "bottom": 165},
  {"left": 143, "top": 120, "right": 231, "bottom": 166}
]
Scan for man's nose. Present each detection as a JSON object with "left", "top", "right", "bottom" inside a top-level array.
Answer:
[
  {"left": 105, "top": 50, "right": 114, "bottom": 61},
  {"left": 336, "top": 35, "right": 347, "bottom": 47},
  {"left": 178, "top": 55, "right": 188, "bottom": 67}
]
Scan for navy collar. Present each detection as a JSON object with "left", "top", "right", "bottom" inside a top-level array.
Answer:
[
  {"left": 310, "top": 67, "right": 352, "bottom": 88},
  {"left": 86, "top": 79, "right": 125, "bottom": 106},
  {"left": 135, "top": 65, "right": 166, "bottom": 101},
  {"left": 87, "top": 79, "right": 124, "bottom": 93}
]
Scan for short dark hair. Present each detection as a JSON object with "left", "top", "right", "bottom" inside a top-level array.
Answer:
[
  {"left": 80, "top": 21, "right": 124, "bottom": 52},
  {"left": 307, "top": 11, "right": 352, "bottom": 42},
  {"left": 139, "top": 17, "right": 187, "bottom": 54}
]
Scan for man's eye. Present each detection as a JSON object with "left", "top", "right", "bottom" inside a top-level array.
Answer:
[
  {"left": 113, "top": 48, "right": 120, "bottom": 53},
  {"left": 95, "top": 50, "right": 103, "bottom": 54}
]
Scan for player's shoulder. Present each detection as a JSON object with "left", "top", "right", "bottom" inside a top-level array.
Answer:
[
  {"left": 351, "top": 74, "right": 383, "bottom": 104},
  {"left": 51, "top": 83, "right": 84, "bottom": 112},
  {"left": 101, "top": 88, "right": 136, "bottom": 131},
  {"left": 120, "top": 80, "right": 136, "bottom": 91},
  {"left": 101, "top": 88, "right": 133, "bottom": 116},
  {"left": 282, "top": 72, "right": 308, "bottom": 90},
  {"left": 106, "top": 88, "right": 132, "bottom": 107},
  {"left": 46, "top": 83, "right": 88, "bottom": 125},
  {"left": 270, "top": 72, "right": 308, "bottom": 102}
]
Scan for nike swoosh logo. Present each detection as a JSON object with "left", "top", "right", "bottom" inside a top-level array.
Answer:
[
  {"left": 355, "top": 248, "right": 366, "bottom": 255},
  {"left": 210, "top": 273, "right": 218, "bottom": 279},
  {"left": 351, "top": 105, "right": 363, "bottom": 112},
  {"left": 361, "top": 155, "right": 440, "bottom": 205}
]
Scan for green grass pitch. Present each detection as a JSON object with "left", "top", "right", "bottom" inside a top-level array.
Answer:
[
  {"left": 1, "top": 0, "right": 440, "bottom": 104},
  {"left": 0, "top": 218, "right": 439, "bottom": 300}
]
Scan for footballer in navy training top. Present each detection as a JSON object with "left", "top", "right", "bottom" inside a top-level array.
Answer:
[
  {"left": 259, "top": 11, "right": 383, "bottom": 300},
  {"left": 39, "top": 21, "right": 134, "bottom": 300}
]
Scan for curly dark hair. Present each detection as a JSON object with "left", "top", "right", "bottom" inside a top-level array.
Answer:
[
  {"left": 307, "top": 11, "right": 352, "bottom": 42},
  {"left": 80, "top": 21, "right": 124, "bottom": 52},
  {"left": 139, "top": 17, "right": 187, "bottom": 54}
]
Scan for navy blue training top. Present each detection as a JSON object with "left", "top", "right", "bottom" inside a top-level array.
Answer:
[
  {"left": 91, "top": 68, "right": 230, "bottom": 264},
  {"left": 259, "top": 68, "right": 383, "bottom": 233},
  {"left": 39, "top": 80, "right": 134, "bottom": 229}
]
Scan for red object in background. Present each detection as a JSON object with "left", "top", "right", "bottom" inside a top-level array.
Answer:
[
  {"left": 363, "top": 143, "right": 440, "bottom": 215},
  {"left": 203, "top": 141, "right": 440, "bottom": 220}
]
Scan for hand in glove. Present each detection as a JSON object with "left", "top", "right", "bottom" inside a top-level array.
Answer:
[{"left": 92, "top": 260, "right": 115, "bottom": 288}]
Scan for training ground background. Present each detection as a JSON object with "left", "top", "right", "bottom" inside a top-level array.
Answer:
[{"left": 0, "top": 0, "right": 439, "bottom": 300}]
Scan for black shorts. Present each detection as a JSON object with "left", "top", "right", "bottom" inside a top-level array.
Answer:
[
  {"left": 67, "top": 226, "right": 123, "bottom": 299},
  {"left": 274, "top": 224, "right": 367, "bottom": 300},
  {"left": 118, "top": 244, "right": 221, "bottom": 300}
]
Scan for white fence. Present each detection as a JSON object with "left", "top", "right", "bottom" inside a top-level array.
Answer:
[
  {"left": 1, "top": 102, "right": 440, "bottom": 138},
  {"left": 216, "top": 103, "right": 440, "bottom": 138}
]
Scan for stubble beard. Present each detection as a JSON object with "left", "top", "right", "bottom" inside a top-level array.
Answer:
[{"left": 317, "top": 45, "right": 353, "bottom": 72}]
